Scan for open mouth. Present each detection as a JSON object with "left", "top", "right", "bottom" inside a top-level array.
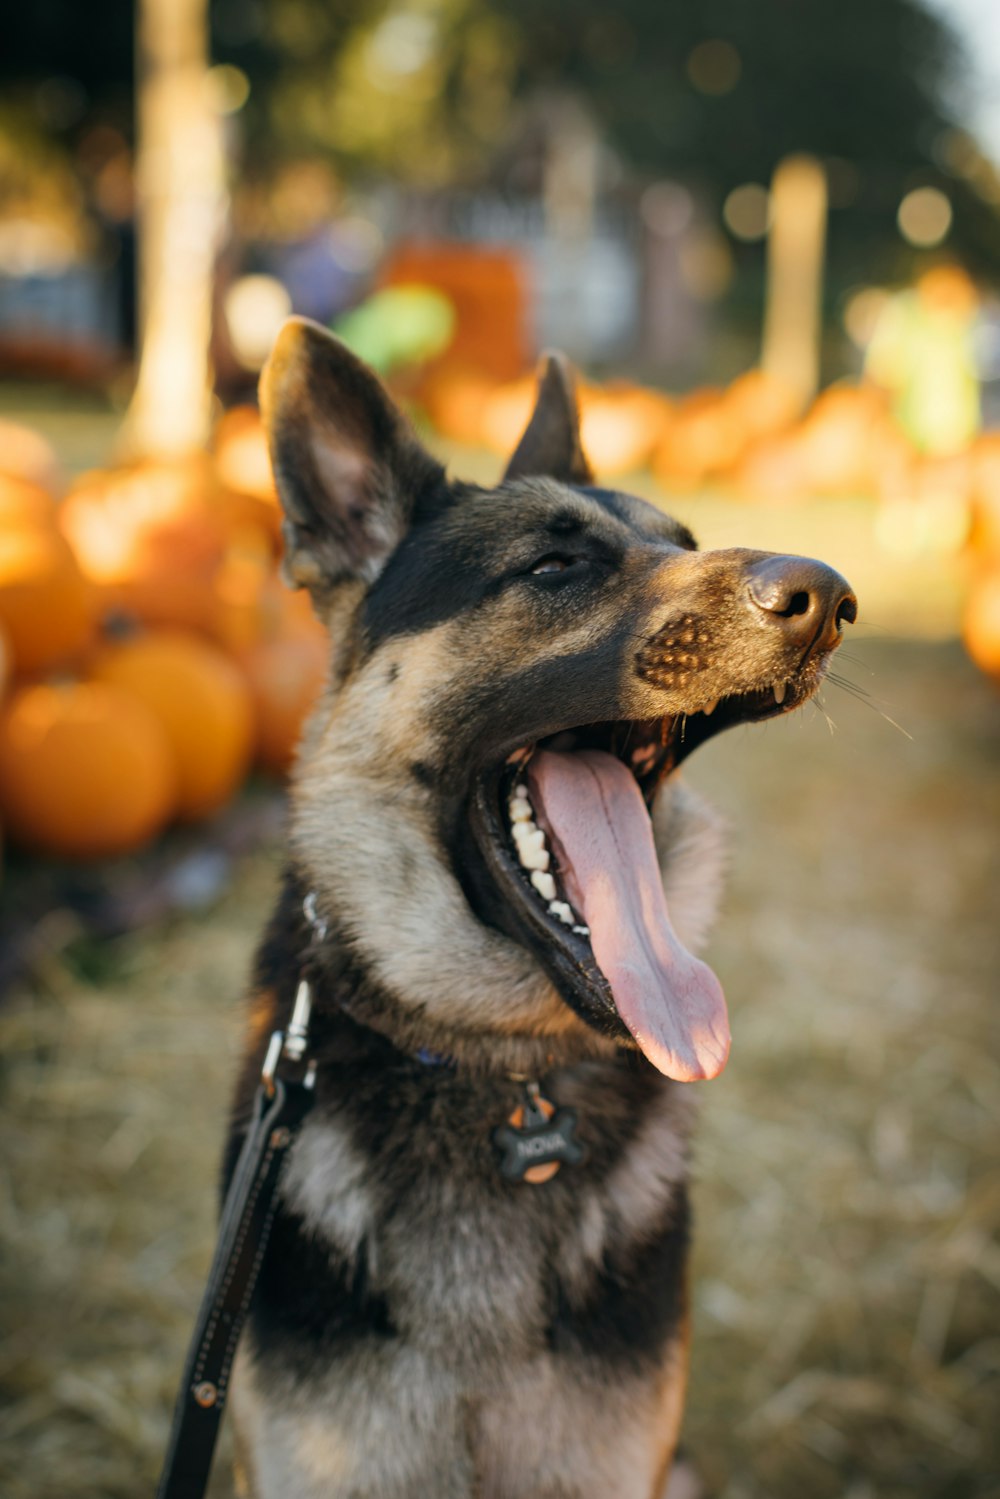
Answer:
[{"left": 467, "top": 675, "right": 815, "bottom": 1082}]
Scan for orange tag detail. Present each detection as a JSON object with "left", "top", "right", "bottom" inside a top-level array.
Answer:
[{"left": 506, "top": 1097, "right": 561, "bottom": 1184}]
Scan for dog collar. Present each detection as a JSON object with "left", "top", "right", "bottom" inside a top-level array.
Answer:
[{"left": 301, "top": 892, "right": 585, "bottom": 1184}]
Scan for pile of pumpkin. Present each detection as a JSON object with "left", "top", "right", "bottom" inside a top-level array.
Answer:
[
  {"left": 420, "top": 361, "right": 987, "bottom": 505},
  {"left": 420, "top": 362, "right": 1000, "bottom": 690},
  {"left": 0, "top": 411, "right": 327, "bottom": 862}
]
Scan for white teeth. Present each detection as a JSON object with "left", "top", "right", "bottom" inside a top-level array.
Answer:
[
  {"left": 507, "top": 787, "right": 574, "bottom": 913},
  {"left": 773, "top": 681, "right": 787, "bottom": 705},
  {"left": 511, "top": 819, "right": 550, "bottom": 870},
  {"left": 703, "top": 697, "right": 719, "bottom": 716},
  {"left": 572, "top": 924, "right": 591, "bottom": 937}
]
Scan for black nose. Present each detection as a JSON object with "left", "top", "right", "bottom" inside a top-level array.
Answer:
[{"left": 746, "top": 554, "right": 857, "bottom": 655}]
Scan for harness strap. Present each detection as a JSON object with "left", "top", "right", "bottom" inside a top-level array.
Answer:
[{"left": 155, "top": 1066, "right": 315, "bottom": 1499}]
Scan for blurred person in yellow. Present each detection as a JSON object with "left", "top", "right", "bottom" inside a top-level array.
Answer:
[{"left": 865, "top": 262, "right": 981, "bottom": 456}]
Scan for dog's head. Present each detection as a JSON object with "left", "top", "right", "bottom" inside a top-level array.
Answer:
[{"left": 262, "top": 319, "right": 856, "bottom": 1079}]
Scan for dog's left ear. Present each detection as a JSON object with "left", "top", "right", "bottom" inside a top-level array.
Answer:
[
  {"left": 260, "top": 317, "right": 444, "bottom": 590},
  {"left": 504, "top": 352, "right": 594, "bottom": 485}
]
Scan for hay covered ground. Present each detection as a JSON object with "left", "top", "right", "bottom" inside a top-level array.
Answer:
[{"left": 0, "top": 402, "right": 997, "bottom": 1497}]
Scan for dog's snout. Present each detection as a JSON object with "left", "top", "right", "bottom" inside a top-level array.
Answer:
[{"left": 746, "top": 555, "right": 857, "bottom": 654}]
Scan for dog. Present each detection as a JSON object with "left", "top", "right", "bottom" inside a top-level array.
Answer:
[{"left": 223, "top": 319, "right": 856, "bottom": 1498}]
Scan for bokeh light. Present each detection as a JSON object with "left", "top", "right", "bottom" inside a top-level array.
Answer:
[
  {"left": 843, "top": 285, "right": 891, "bottom": 349},
  {"left": 686, "top": 39, "right": 742, "bottom": 96},
  {"left": 223, "top": 275, "right": 292, "bottom": 370},
  {"left": 897, "top": 186, "right": 953, "bottom": 246},
  {"left": 205, "top": 64, "right": 251, "bottom": 115},
  {"left": 639, "top": 181, "right": 694, "bottom": 239},
  {"left": 722, "top": 182, "right": 770, "bottom": 241}
]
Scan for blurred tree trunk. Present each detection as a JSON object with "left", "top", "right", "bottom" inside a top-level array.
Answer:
[
  {"left": 120, "top": 0, "right": 224, "bottom": 459},
  {"left": 761, "top": 155, "right": 827, "bottom": 412}
]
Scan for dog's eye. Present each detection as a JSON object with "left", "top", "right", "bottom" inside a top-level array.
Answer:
[{"left": 530, "top": 555, "right": 574, "bottom": 575}]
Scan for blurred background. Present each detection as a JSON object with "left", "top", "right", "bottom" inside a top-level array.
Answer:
[{"left": 1, "top": 2, "right": 998, "bottom": 1496}]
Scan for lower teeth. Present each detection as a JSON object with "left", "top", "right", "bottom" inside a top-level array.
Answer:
[{"left": 507, "top": 787, "right": 586, "bottom": 933}]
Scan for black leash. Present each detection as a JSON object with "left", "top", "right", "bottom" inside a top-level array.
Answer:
[{"left": 155, "top": 900, "right": 323, "bottom": 1499}]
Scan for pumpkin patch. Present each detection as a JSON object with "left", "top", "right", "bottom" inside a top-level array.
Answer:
[
  {"left": 0, "top": 681, "right": 176, "bottom": 859},
  {"left": 91, "top": 631, "right": 254, "bottom": 821},
  {"left": 2, "top": 362, "right": 998, "bottom": 865},
  {"left": 0, "top": 522, "right": 95, "bottom": 677}
]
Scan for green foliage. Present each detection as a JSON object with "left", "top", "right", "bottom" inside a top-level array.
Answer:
[
  {"left": 211, "top": 0, "right": 999, "bottom": 281},
  {"left": 333, "top": 283, "right": 456, "bottom": 372}
]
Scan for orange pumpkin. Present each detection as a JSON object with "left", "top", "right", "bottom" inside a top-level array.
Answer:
[
  {"left": 962, "top": 570, "right": 1000, "bottom": 681},
  {"left": 92, "top": 630, "right": 254, "bottom": 820},
  {"left": 652, "top": 388, "right": 745, "bottom": 488},
  {"left": 0, "top": 418, "right": 61, "bottom": 493},
  {"left": 59, "top": 458, "right": 230, "bottom": 632},
  {"left": 213, "top": 405, "right": 278, "bottom": 501},
  {"left": 797, "top": 384, "right": 886, "bottom": 496},
  {"left": 237, "top": 632, "right": 328, "bottom": 775},
  {"left": 0, "top": 473, "right": 57, "bottom": 530},
  {"left": 479, "top": 375, "right": 538, "bottom": 456},
  {"left": 0, "top": 680, "right": 176, "bottom": 859},
  {"left": 969, "top": 433, "right": 1000, "bottom": 564},
  {"left": 419, "top": 366, "right": 499, "bottom": 446},
  {"left": 0, "top": 523, "right": 95, "bottom": 676},
  {"left": 579, "top": 383, "right": 672, "bottom": 477},
  {"left": 724, "top": 369, "right": 800, "bottom": 444},
  {"left": 207, "top": 526, "right": 284, "bottom": 654}
]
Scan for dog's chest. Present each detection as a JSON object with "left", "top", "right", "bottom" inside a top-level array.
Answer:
[
  {"left": 235, "top": 1073, "right": 694, "bottom": 1498},
  {"left": 275, "top": 1070, "right": 692, "bottom": 1359},
  {"left": 279, "top": 1099, "right": 568, "bottom": 1358}
]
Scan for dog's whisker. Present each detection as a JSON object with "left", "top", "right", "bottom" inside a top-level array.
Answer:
[
  {"left": 826, "top": 670, "right": 874, "bottom": 698},
  {"left": 811, "top": 692, "right": 839, "bottom": 735},
  {"left": 824, "top": 674, "right": 913, "bottom": 740},
  {"left": 834, "top": 649, "right": 874, "bottom": 674}
]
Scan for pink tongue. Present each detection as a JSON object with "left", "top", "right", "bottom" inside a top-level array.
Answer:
[{"left": 527, "top": 750, "right": 730, "bottom": 1081}]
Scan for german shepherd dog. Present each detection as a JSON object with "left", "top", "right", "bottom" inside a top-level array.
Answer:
[{"left": 225, "top": 320, "right": 856, "bottom": 1498}]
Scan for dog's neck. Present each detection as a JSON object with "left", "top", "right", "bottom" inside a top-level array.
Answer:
[{"left": 265, "top": 867, "right": 613, "bottom": 1078}]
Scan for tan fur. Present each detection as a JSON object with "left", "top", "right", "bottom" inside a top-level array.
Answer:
[{"left": 231, "top": 1336, "right": 692, "bottom": 1499}]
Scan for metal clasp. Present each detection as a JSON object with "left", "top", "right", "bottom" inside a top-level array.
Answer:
[
  {"left": 261, "top": 979, "right": 317, "bottom": 1096},
  {"left": 261, "top": 1027, "right": 318, "bottom": 1096},
  {"left": 260, "top": 892, "right": 326, "bottom": 1097}
]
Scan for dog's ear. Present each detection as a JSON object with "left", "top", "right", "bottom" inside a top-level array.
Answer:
[
  {"left": 260, "top": 317, "right": 444, "bottom": 590},
  {"left": 504, "top": 352, "right": 594, "bottom": 485}
]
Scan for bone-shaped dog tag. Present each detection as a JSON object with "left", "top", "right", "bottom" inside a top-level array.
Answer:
[{"left": 493, "top": 1083, "right": 585, "bottom": 1184}]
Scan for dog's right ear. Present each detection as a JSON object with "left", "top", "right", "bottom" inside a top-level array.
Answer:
[
  {"left": 504, "top": 352, "right": 594, "bottom": 485},
  {"left": 260, "top": 317, "right": 444, "bottom": 591}
]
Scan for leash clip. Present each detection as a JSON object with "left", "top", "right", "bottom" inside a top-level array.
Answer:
[
  {"left": 261, "top": 978, "right": 317, "bottom": 1097},
  {"left": 260, "top": 890, "right": 328, "bottom": 1096}
]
